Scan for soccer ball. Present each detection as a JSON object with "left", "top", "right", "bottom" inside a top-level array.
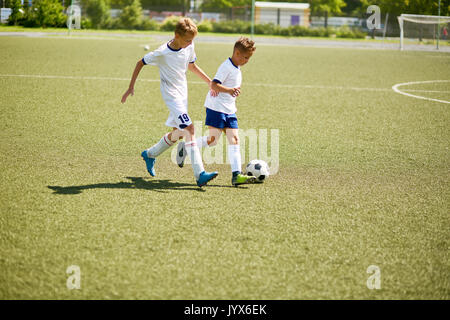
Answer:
[
  {"left": 245, "top": 159, "right": 270, "bottom": 182},
  {"left": 144, "top": 45, "right": 150, "bottom": 51}
]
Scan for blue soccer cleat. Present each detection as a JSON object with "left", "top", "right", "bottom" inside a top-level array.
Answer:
[
  {"left": 196, "top": 171, "right": 218, "bottom": 187},
  {"left": 141, "top": 150, "right": 156, "bottom": 177}
]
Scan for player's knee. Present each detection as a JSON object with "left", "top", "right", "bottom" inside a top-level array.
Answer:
[
  {"left": 185, "top": 123, "right": 195, "bottom": 133},
  {"left": 230, "top": 135, "right": 239, "bottom": 145},
  {"left": 208, "top": 135, "right": 217, "bottom": 146},
  {"left": 184, "top": 124, "right": 195, "bottom": 137}
]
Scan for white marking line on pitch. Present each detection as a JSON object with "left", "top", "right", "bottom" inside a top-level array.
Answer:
[
  {"left": 0, "top": 74, "right": 160, "bottom": 82},
  {"left": 403, "top": 89, "right": 450, "bottom": 93},
  {"left": 0, "top": 74, "right": 392, "bottom": 92},
  {"left": 392, "top": 80, "right": 450, "bottom": 104}
]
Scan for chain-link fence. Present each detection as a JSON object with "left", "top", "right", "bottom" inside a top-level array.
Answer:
[{"left": 3, "top": 0, "right": 449, "bottom": 44}]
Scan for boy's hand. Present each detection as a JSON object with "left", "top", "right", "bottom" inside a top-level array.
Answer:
[
  {"left": 121, "top": 88, "right": 134, "bottom": 103},
  {"left": 209, "top": 81, "right": 219, "bottom": 97},
  {"left": 229, "top": 87, "right": 241, "bottom": 98}
]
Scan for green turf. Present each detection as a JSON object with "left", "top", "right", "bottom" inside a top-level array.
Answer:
[{"left": 0, "top": 35, "right": 449, "bottom": 299}]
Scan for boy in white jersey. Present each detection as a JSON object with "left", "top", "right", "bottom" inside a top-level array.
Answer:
[
  {"left": 121, "top": 18, "right": 218, "bottom": 187},
  {"left": 177, "top": 37, "right": 256, "bottom": 186}
]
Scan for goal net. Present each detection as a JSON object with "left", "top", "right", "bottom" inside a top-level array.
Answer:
[{"left": 397, "top": 14, "right": 450, "bottom": 50}]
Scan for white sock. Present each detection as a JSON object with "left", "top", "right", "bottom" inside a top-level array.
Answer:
[
  {"left": 147, "top": 133, "right": 174, "bottom": 158},
  {"left": 185, "top": 141, "right": 205, "bottom": 179},
  {"left": 195, "top": 136, "right": 209, "bottom": 149},
  {"left": 228, "top": 144, "right": 241, "bottom": 173}
]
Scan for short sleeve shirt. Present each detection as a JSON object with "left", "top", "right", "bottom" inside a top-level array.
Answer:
[
  {"left": 142, "top": 41, "right": 196, "bottom": 104},
  {"left": 204, "top": 58, "right": 242, "bottom": 114}
]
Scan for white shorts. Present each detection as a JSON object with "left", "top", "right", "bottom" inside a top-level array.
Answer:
[{"left": 164, "top": 99, "right": 192, "bottom": 130}]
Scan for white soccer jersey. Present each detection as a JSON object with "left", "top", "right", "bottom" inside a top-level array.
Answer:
[
  {"left": 204, "top": 58, "right": 242, "bottom": 114},
  {"left": 142, "top": 41, "right": 196, "bottom": 105}
]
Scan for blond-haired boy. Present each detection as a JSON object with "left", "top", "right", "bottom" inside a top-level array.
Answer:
[{"left": 121, "top": 18, "right": 218, "bottom": 187}]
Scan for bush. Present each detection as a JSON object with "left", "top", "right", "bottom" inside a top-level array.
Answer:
[
  {"left": 307, "top": 27, "right": 330, "bottom": 37},
  {"left": 288, "top": 25, "right": 309, "bottom": 37},
  {"left": 21, "top": 4, "right": 38, "bottom": 28},
  {"left": 81, "top": 17, "right": 93, "bottom": 29},
  {"left": 85, "top": 0, "right": 110, "bottom": 29},
  {"left": 335, "top": 25, "right": 352, "bottom": 38},
  {"left": 138, "top": 18, "right": 159, "bottom": 31},
  {"left": 278, "top": 27, "right": 292, "bottom": 37},
  {"left": 34, "top": 0, "right": 66, "bottom": 28},
  {"left": 349, "top": 28, "right": 367, "bottom": 39},
  {"left": 160, "top": 15, "right": 180, "bottom": 31},
  {"left": 254, "top": 23, "right": 278, "bottom": 35},
  {"left": 335, "top": 26, "right": 367, "bottom": 39},
  {"left": 8, "top": 0, "right": 23, "bottom": 26},
  {"left": 119, "top": 0, "right": 142, "bottom": 30},
  {"left": 212, "top": 20, "right": 250, "bottom": 34},
  {"left": 197, "top": 20, "right": 212, "bottom": 33}
]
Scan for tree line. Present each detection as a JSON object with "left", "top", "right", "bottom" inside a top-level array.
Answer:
[{"left": 3, "top": 0, "right": 449, "bottom": 30}]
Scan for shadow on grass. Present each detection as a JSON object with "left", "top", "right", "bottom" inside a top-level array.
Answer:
[{"left": 47, "top": 176, "right": 215, "bottom": 194}]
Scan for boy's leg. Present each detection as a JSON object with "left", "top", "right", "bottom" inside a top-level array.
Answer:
[
  {"left": 183, "top": 124, "right": 203, "bottom": 178},
  {"left": 142, "top": 130, "right": 178, "bottom": 176},
  {"left": 144, "top": 129, "right": 179, "bottom": 158},
  {"left": 166, "top": 104, "right": 217, "bottom": 186},
  {"left": 225, "top": 128, "right": 241, "bottom": 174},
  {"left": 183, "top": 123, "right": 218, "bottom": 187},
  {"left": 176, "top": 126, "right": 222, "bottom": 167},
  {"left": 141, "top": 102, "right": 186, "bottom": 177},
  {"left": 177, "top": 105, "right": 225, "bottom": 168},
  {"left": 225, "top": 128, "right": 257, "bottom": 186}
]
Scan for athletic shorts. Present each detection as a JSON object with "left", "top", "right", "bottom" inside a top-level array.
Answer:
[
  {"left": 205, "top": 108, "right": 238, "bottom": 129},
  {"left": 164, "top": 99, "right": 192, "bottom": 130}
]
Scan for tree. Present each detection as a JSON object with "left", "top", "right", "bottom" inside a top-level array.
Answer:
[
  {"left": 200, "top": 0, "right": 232, "bottom": 11},
  {"left": 309, "top": 0, "right": 346, "bottom": 27},
  {"left": 340, "top": 0, "right": 364, "bottom": 16},
  {"left": 34, "top": 0, "right": 66, "bottom": 28},
  {"left": 351, "top": 0, "right": 449, "bottom": 17},
  {"left": 8, "top": 0, "right": 23, "bottom": 26},
  {"left": 120, "top": 0, "right": 143, "bottom": 29},
  {"left": 200, "top": 0, "right": 251, "bottom": 11},
  {"left": 85, "top": 0, "right": 111, "bottom": 28}
]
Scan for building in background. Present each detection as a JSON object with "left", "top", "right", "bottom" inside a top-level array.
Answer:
[
  {"left": 255, "top": 1, "right": 310, "bottom": 27},
  {"left": 0, "top": 7, "right": 11, "bottom": 24}
]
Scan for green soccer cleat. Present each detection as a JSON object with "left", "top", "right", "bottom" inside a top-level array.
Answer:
[{"left": 232, "top": 173, "right": 257, "bottom": 186}]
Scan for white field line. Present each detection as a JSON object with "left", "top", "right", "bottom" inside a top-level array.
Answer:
[
  {"left": 0, "top": 73, "right": 392, "bottom": 92},
  {"left": 2, "top": 74, "right": 449, "bottom": 100},
  {"left": 424, "top": 55, "right": 450, "bottom": 58},
  {"left": 403, "top": 89, "right": 450, "bottom": 93},
  {"left": 0, "top": 74, "right": 160, "bottom": 83},
  {"left": 392, "top": 80, "right": 450, "bottom": 104}
]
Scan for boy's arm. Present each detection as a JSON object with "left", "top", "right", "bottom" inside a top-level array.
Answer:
[
  {"left": 211, "top": 81, "right": 240, "bottom": 98},
  {"left": 121, "top": 59, "right": 145, "bottom": 103},
  {"left": 188, "top": 62, "right": 211, "bottom": 84},
  {"left": 188, "top": 63, "right": 218, "bottom": 96}
]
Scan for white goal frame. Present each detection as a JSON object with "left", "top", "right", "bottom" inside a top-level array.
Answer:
[{"left": 397, "top": 14, "right": 450, "bottom": 50}]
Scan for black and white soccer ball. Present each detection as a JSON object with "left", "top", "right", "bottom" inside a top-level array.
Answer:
[{"left": 245, "top": 159, "right": 270, "bottom": 183}]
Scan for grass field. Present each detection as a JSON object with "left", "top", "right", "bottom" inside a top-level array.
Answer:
[{"left": 0, "top": 33, "right": 449, "bottom": 300}]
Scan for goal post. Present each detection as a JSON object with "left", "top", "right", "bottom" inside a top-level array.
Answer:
[{"left": 397, "top": 14, "right": 450, "bottom": 50}]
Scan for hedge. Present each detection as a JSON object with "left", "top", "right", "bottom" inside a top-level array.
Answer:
[{"left": 3, "top": 12, "right": 367, "bottom": 39}]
